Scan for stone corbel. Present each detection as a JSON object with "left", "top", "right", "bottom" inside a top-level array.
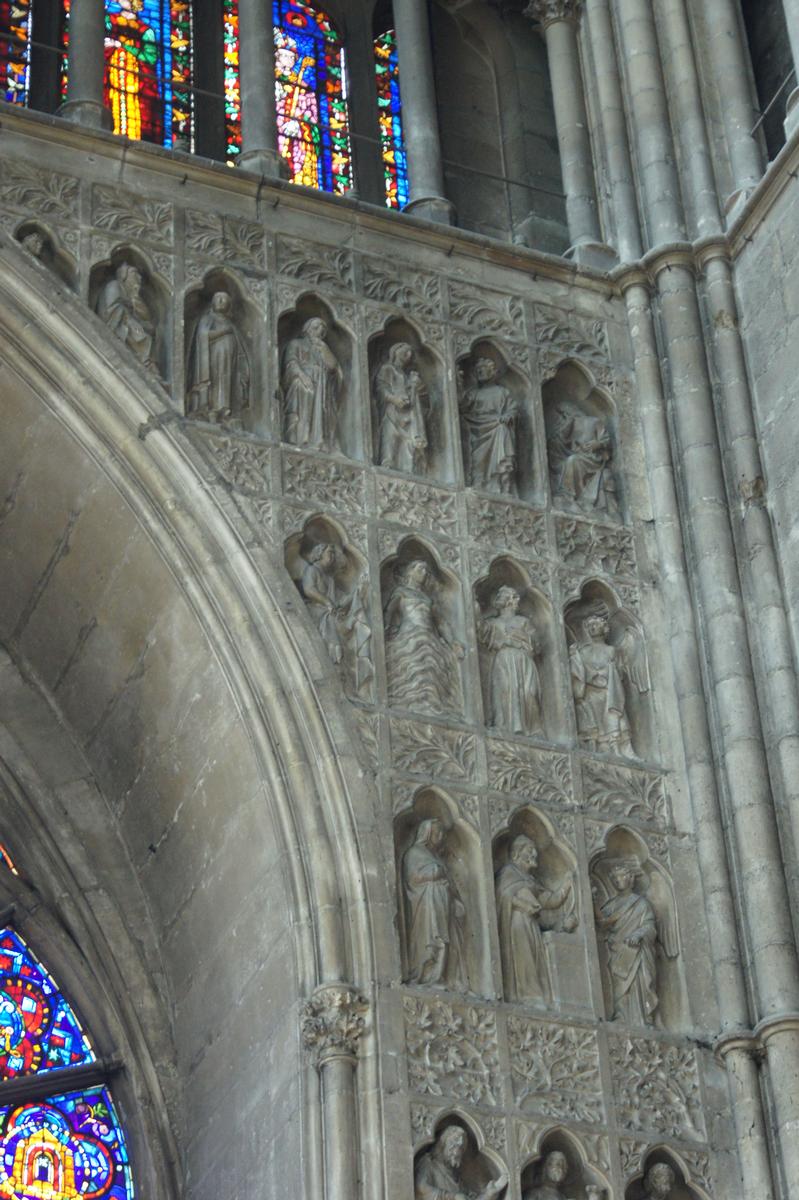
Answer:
[{"left": 524, "top": 0, "right": 582, "bottom": 28}]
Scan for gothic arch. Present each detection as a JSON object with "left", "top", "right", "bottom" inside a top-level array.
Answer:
[{"left": 0, "top": 233, "right": 387, "bottom": 1200}]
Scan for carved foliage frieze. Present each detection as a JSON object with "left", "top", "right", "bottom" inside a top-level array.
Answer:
[
  {"left": 276, "top": 234, "right": 354, "bottom": 291},
  {"left": 0, "top": 160, "right": 79, "bottom": 221},
  {"left": 282, "top": 451, "right": 365, "bottom": 511},
  {"left": 507, "top": 1017, "right": 603, "bottom": 1123},
  {"left": 581, "top": 760, "right": 672, "bottom": 828},
  {"left": 391, "top": 718, "right": 478, "bottom": 783},
  {"left": 362, "top": 255, "right": 442, "bottom": 319},
  {"left": 377, "top": 476, "right": 459, "bottom": 539},
  {"left": 302, "top": 984, "right": 369, "bottom": 1064},
  {"left": 198, "top": 433, "right": 271, "bottom": 496},
  {"left": 533, "top": 304, "right": 610, "bottom": 384},
  {"left": 448, "top": 280, "right": 524, "bottom": 341},
  {"left": 609, "top": 1036, "right": 705, "bottom": 1141},
  {"left": 92, "top": 184, "right": 173, "bottom": 245},
  {"left": 487, "top": 739, "right": 572, "bottom": 806},
  {"left": 185, "top": 210, "right": 265, "bottom": 269},
  {"left": 467, "top": 495, "right": 548, "bottom": 560},
  {"left": 555, "top": 517, "right": 636, "bottom": 578},
  {"left": 404, "top": 995, "right": 502, "bottom": 1107}
]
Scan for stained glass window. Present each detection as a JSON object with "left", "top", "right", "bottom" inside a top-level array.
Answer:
[
  {"left": 61, "top": 0, "right": 194, "bottom": 147},
  {"left": 0, "top": 1087, "right": 133, "bottom": 1200},
  {"left": 0, "top": 0, "right": 32, "bottom": 104},
  {"left": 273, "top": 0, "right": 352, "bottom": 193},
  {"left": 222, "top": 0, "right": 241, "bottom": 159},
  {"left": 374, "top": 29, "right": 407, "bottom": 209}
]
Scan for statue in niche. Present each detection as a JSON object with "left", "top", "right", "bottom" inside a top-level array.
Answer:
[
  {"left": 567, "top": 599, "right": 648, "bottom": 759},
  {"left": 20, "top": 230, "right": 46, "bottom": 261},
  {"left": 415, "top": 1127, "right": 507, "bottom": 1200},
  {"left": 523, "top": 1151, "right": 575, "bottom": 1200},
  {"left": 495, "top": 835, "right": 575, "bottom": 1004},
  {"left": 479, "top": 586, "right": 542, "bottom": 736},
  {"left": 592, "top": 857, "right": 678, "bottom": 1027},
  {"left": 384, "top": 559, "right": 464, "bottom": 716},
  {"left": 403, "top": 818, "right": 467, "bottom": 990},
  {"left": 97, "top": 262, "right": 156, "bottom": 370},
  {"left": 187, "top": 291, "right": 250, "bottom": 421},
  {"left": 297, "top": 542, "right": 373, "bottom": 698},
  {"left": 642, "top": 1164, "right": 676, "bottom": 1200},
  {"left": 460, "top": 357, "right": 518, "bottom": 495},
  {"left": 548, "top": 406, "right": 619, "bottom": 517},
  {"left": 282, "top": 317, "right": 343, "bottom": 451},
  {"left": 375, "top": 342, "right": 428, "bottom": 475}
]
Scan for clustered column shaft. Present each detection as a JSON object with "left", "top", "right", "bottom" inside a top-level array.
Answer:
[
  {"left": 392, "top": 0, "right": 453, "bottom": 224},
  {"left": 701, "top": 0, "right": 763, "bottom": 206},
  {"left": 59, "top": 0, "right": 111, "bottom": 130},
  {"left": 237, "top": 0, "right": 281, "bottom": 177}
]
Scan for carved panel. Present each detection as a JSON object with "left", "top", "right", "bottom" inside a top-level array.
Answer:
[
  {"left": 609, "top": 1036, "right": 705, "bottom": 1140},
  {"left": 533, "top": 304, "right": 611, "bottom": 384},
  {"left": 507, "top": 1017, "right": 603, "bottom": 1123},
  {"left": 362, "top": 255, "right": 442, "bottom": 319},
  {"left": 487, "top": 794, "right": 575, "bottom": 845},
  {"left": 410, "top": 1102, "right": 438, "bottom": 1147},
  {"left": 185, "top": 210, "right": 265, "bottom": 269},
  {"left": 377, "top": 476, "right": 459, "bottom": 539},
  {"left": 0, "top": 160, "right": 79, "bottom": 221},
  {"left": 404, "top": 995, "right": 502, "bottom": 1107},
  {"left": 487, "top": 740, "right": 572, "bottom": 806},
  {"left": 282, "top": 451, "right": 365, "bottom": 511},
  {"left": 448, "top": 280, "right": 524, "bottom": 341},
  {"left": 276, "top": 234, "right": 354, "bottom": 291},
  {"left": 555, "top": 517, "right": 636, "bottom": 578},
  {"left": 92, "top": 184, "right": 173, "bottom": 245},
  {"left": 301, "top": 984, "right": 369, "bottom": 1064},
  {"left": 581, "top": 760, "right": 672, "bottom": 828},
  {"left": 198, "top": 433, "right": 271, "bottom": 496},
  {"left": 352, "top": 708, "right": 379, "bottom": 772},
  {"left": 390, "top": 718, "right": 478, "bottom": 783},
  {"left": 467, "top": 495, "right": 548, "bottom": 560}
]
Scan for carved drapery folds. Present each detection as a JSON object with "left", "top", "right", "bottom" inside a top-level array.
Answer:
[
  {"left": 544, "top": 364, "right": 621, "bottom": 521},
  {"left": 301, "top": 983, "right": 369, "bottom": 1065},
  {"left": 278, "top": 294, "right": 352, "bottom": 456},
  {"left": 185, "top": 273, "right": 252, "bottom": 424},
  {"left": 414, "top": 1120, "right": 508, "bottom": 1200},
  {"left": 370, "top": 319, "right": 451, "bottom": 482},
  {"left": 93, "top": 251, "right": 164, "bottom": 376},
  {"left": 521, "top": 1131, "right": 608, "bottom": 1200}
]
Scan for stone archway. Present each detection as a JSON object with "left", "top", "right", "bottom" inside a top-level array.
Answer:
[{"left": 0, "top": 235, "right": 387, "bottom": 1200}]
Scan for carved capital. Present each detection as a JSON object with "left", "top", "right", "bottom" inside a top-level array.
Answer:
[
  {"left": 301, "top": 984, "right": 369, "bottom": 1065},
  {"left": 524, "top": 0, "right": 582, "bottom": 27}
]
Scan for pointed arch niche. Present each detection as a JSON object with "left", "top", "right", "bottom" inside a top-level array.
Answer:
[
  {"left": 520, "top": 1127, "right": 609, "bottom": 1199},
  {"left": 624, "top": 1148, "right": 709, "bottom": 1200},
  {"left": 413, "top": 1113, "right": 507, "bottom": 1199},
  {"left": 543, "top": 362, "right": 622, "bottom": 523}
]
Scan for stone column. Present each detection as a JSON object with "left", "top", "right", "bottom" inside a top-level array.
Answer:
[
  {"left": 622, "top": 274, "right": 776, "bottom": 1200},
  {"left": 526, "top": 0, "right": 615, "bottom": 267},
  {"left": 58, "top": 0, "right": 112, "bottom": 130},
  {"left": 583, "top": 0, "right": 641, "bottom": 262},
  {"left": 783, "top": 0, "right": 799, "bottom": 136},
  {"left": 702, "top": 0, "right": 763, "bottom": 211},
  {"left": 392, "top": 0, "right": 453, "bottom": 224},
  {"left": 237, "top": 0, "right": 281, "bottom": 177},
  {"left": 302, "top": 984, "right": 369, "bottom": 1200},
  {"left": 652, "top": 249, "right": 799, "bottom": 1187},
  {"left": 656, "top": 0, "right": 720, "bottom": 237},
  {"left": 613, "top": 0, "right": 685, "bottom": 246}
]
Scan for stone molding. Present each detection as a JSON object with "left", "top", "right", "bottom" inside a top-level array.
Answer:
[
  {"left": 302, "top": 984, "right": 370, "bottom": 1065},
  {"left": 524, "top": 0, "right": 582, "bottom": 27}
]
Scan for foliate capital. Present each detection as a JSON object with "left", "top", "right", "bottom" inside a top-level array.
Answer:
[
  {"left": 301, "top": 984, "right": 369, "bottom": 1065},
  {"left": 524, "top": 0, "right": 582, "bottom": 28}
]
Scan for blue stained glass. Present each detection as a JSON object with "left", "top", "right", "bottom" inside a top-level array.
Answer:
[
  {"left": 0, "top": 929, "right": 94, "bottom": 1081},
  {"left": 374, "top": 30, "right": 408, "bottom": 209}
]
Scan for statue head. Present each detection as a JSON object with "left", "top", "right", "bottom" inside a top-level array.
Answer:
[
  {"left": 608, "top": 858, "right": 641, "bottom": 893},
  {"left": 398, "top": 559, "right": 429, "bottom": 588},
  {"left": 509, "top": 835, "right": 538, "bottom": 873},
  {"left": 644, "top": 1162, "right": 675, "bottom": 1199},
  {"left": 475, "top": 356, "right": 498, "bottom": 383},
  {"left": 542, "top": 1151, "right": 568, "bottom": 1185},
  {"left": 494, "top": 585, "right": 520, "bottom": 614},
  {"left": 437, "top": 1126, "right": 467, "bottom": 1169},
  {"left": 117, "top": 263, "right": 142, "bottom": 298},
  {"left": 415, "top": 818, "right": 445, "bottom": 851},
  {"left": 303, "top": 317, "right": 327, "bottom": 340},
  {"left": 583, "top": 599, "right": 611, "bottom": 641},
  {"left": 389, "top": 341, "right": 414, "bottom": 369},
  {"left": 211, "top": 291, "right": 231, "bottom": 313},
  {"left": 21, "top": 230, "right": 45, "bottom": 257},
  {"left": 307, "top": 541, "right": 336, "bottom": 569}
]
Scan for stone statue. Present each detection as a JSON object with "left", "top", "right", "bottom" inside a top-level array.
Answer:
[
  {"left": 402, "top": 818, "right": 467, "bottom": 990},
  {"left": 593, "top": 858, "right": 677, "bottom": 1027},
  {"left": 568, "top": 600, "right": 648, "bottom": 758},
  {"left": 282, "top": 317, "right": 343, "bottom": 451},
  {"left": 460, "top": 357, "right": 518, "bottom": 495},
  {"left": 496, "top": 836, "right": 574, "bottom": 1003},
  {"left": 479, "top": 586, "right": 542, "bottom": 735},
  {"left": 187, "top": 292, "right": 249, "bottom": 421},
  {"left": 384, "top": 559, "right": 464, "bottom": 716},
  {"left": 97, "top": 262, "right": 156, "bottom": 370},
  {"left": 297, "top": 543, "right": 373, "bottom": 697},
  {"left": 375, "top": 342, "right": 428, "bottom": 475},
  {"left": 548, "top": 406, "right": 618, "bottom": 517},
  {"left": 523, "top": 1151, "right": 575, "bottom": 1200},
  {"left": 415, "top": 1127, "right": 507, "bottom": 1200},
  {"left": 642, "top": 1164, "right": 676, "bottom": 1200},
  {"left": 20, "top": 230, "right": 45, "bottom": 260}
]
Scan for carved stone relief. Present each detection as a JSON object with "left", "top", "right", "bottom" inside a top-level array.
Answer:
[
  {"left": 93, "top": 255, "right": 163, "bottom": 376},
  {"left": 556, "top": 517, "right": 636, "bottom": 578},
  {"left": 458, "top": 349, "right": 523, "bottom": 498},
  {"left": 565, "top": 585, "right": 650, "bottom": 760},
  {"left": 414, "top": 1121, "right": 508, "bottom": 1200},
  {"left": 279, "top": 297, "right": 351, "bottom": 455},
  {"left": 404, "top": 995, "right": 502, "bottom": 1106},
  {"left": 581, "top": 761, "right": 672, "bottom": 829},
  {"left": 362, "top": 255, "right": 442, "bottom": 320},
  {"left": 301, "top": 983, "right": 369, "bottom": 1065},
  {"left": 185, "top": 210, "right": 265, "bottom": 270},
  {"left": 448, "top": 280, "right": 525, "bottom": 342},
  {"left": 0, "top": 160, "right": 79, "bottom": 223},
  {"left": 467, "top": 494, "right": 548, "bottom": 560},
  {"left": 92, "top": 183, "right": 173, "bottom": 245},
  {"left": 382, "top": 546, "right": 465, "bottom": 718},
  {"left": 507, "top": 1017, "right": 603, "bottom": 1123},
  {"left": 533, "top": 305, "right": 611, "bottom": 387},
  {"left": 544, "top": 363, "right": 620, "bottom": 521},
  {"left": 487, "top": 740, "right": 572, "bottom": 806},
  {"left": 276, "top": 233, "right": 354, "bottom": 292},
  {"left": 14, "top": 222, "right": 75, "bottom": 290},
  {"left": 282, "top": 451, "right": 364, "bottom": 511},
  {"left": 377, "top": 476, "right": 459, "bottom": 539},
  {"left": 390, "top": 717, "right": 478, "bottom": 783},
  {"left": 185, "top": 278, "right": 251, "bottom": 425},
  {"left": 609, "top": 1036, "right": 705, "bottom": 1141},
  {"left": 521, "top": 1138, "right": 607, "bottom": 1200},
  {"left": 285, "top": 515, "right": 373, "bottom": 700}
]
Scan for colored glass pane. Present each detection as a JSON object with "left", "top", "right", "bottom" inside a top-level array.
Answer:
[
  {"left": 374, "top": 30, "right": 407, "bottom": 209},
  {"left": 0, "top": 0, "right": 31, "bottom": 104},
  {"left": 0, "top": 1087, "right": 133, "bottom": 1200},
  {"left": 0, "top": 847, "right": 17, "bottom": 876},
  {"left": 222, "top": 0, "right": 240, "bottom": 159},
  {"left": 61, "top": 0, "right": 193, "bottom": 148},
  {"left": 273, "top": 0, "right": 351, "bottom": 193},
  {"left": 0, "top": 930, "right": 94, "bottom": 1081}
]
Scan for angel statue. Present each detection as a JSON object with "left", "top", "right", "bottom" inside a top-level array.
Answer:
[
  {"left": 592, "top": 856, "right": 679, "bottom": 1027},
  {"left": 567, "top": 599, "right": 649, "bottom": 759},
  {"left": 415, "top": 1127, "right": 507, "bottom": 1200}
]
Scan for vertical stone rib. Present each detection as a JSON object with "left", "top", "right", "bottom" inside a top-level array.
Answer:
[
  {"left": 701, "top": 0, "right": 764, "bottom": 206},
  {"left": 237, "top": 0, "right": 280, "bottom": 176},
  {"left": 58, "top": 0, "right": 111, "bottom": 130}
]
